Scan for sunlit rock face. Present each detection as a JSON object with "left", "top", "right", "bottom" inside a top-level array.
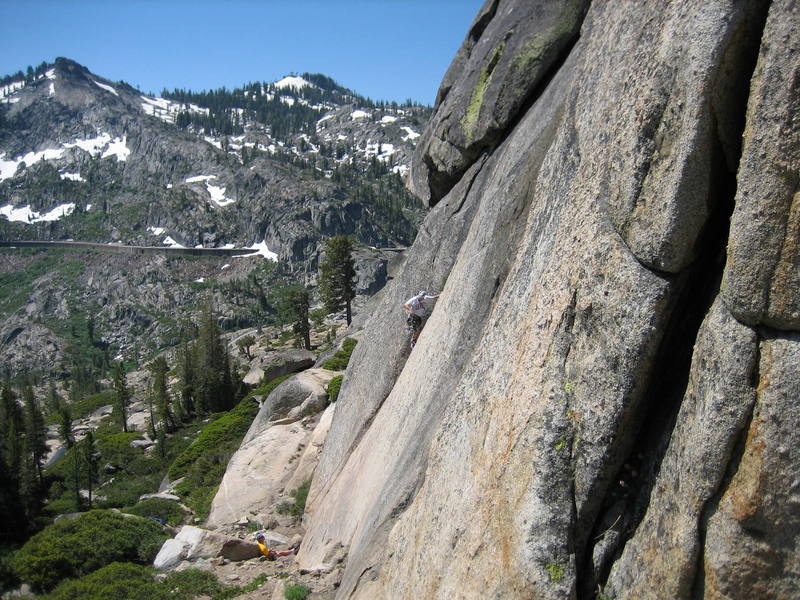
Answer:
[{"left": 297, "top": 0, "right": 799, "bottom": 598}]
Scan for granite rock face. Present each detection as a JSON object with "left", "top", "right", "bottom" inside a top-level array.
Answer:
[{"left": 297, "top": 0, "right": 798, "bottom": 598}]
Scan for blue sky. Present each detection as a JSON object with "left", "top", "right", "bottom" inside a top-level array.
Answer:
[{"left": 0, "top": 0, "right": 485, "bottom": 105}]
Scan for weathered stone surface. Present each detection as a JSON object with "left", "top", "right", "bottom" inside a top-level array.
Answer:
[
  {"left": 605, "top": 299, "right": 758, "bottom": 599},
  {"left": 255, "top": 349, "right": 315, "bottom": 384},
  {"left": 206, "top": 403, "right": 335, "bottom": 528},
  {"left": 244, "top": 368, "right": 335, "bottom": 444},
  {"left": 154, "top": 525, "right": 260, "bottom": 569},
  {"left": 701, "top": 331, "right": 800, "bottom": 599},
  {"left": 219, "top": 538, "right": 261, "bottom": 561},
  {"left": 721, "top": 0, "right": 800, "bottom": 329},
  {"left": 153, "top": 538, "right": 188, "bottom": 570},
  {"left": 409, "top": 0, "right": 589, "bottom": 206},
  {"left": 295, "top": 1, "right": 796, "bottom": 598}
]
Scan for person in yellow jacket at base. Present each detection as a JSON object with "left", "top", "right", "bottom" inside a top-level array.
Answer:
[{"left": 255, "top": 533, "right": 295, "bottom": 560}]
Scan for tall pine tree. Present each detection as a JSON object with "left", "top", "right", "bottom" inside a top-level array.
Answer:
[
  {"left": 150, "top": 356, "right": 175, "bottom": 432},
  {"left": 194, "top": 301, "right": 234, "bottom": 413},
  {"left": 279, "top": 286, "right": 312, "bottom": 349},
  {"left": 112, "top": 361, "right": 130, "bottom": 433},
  {"left": 319, "top": 236, "right": 357, "bottom": 325},
  {"left": 22, "top": 383, "right": 47, "bottom": 485}
]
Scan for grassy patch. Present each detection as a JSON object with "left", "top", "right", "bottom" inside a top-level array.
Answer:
[
  {"left": 284, "top": 583, "right": 311, "bottom": 600},
  {"left": 326, "top": 375, "right": 343, "bottom": 403},
  {"left": 321, "top": 337, "right": 357, "bottom": 371},
  {"left": 122, "top": 498, "right": 187, "bottom": 527},
  {"left": 276, "top": 478, "right": 312, "bottom": 518}
]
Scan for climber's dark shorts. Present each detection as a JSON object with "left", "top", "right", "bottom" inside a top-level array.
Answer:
[{"left": 406, "top": 314, "right": 423, "bottom": 332}]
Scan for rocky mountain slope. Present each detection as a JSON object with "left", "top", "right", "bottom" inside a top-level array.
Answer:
[
  {"left": 0, "top": 59, "right": 427, "bottom": 375},
  {"left": 0, "top": 58, "right": 428, "bottom": 258},
  {"left": 291, "top": 0, "right": 799, "bottom": 598}
]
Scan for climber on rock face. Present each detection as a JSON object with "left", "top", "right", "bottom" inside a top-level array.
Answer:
[{"left": 403, "top": 290, "right": 439, "bottom": 349}]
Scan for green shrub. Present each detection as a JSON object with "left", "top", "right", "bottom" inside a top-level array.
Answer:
[
  {"left": 43, "top": 564, "right": 231, "bottom": 600},
  {"left": 0, "top": 545, "right": 19, "bottom": 594},
  {"left": 168, "top": 398, "right": 260, "bottom": 480},
  {"left": 284, "top": 583, "right": 311, "bottom": 600},
  {"left": 161, "top": 568, "right": 224, "bottom": 599},
  {"left": 276, "top": 478, "right": 312, "bottom": 518},
  {"left": 326, "top": 375, "right": 343, "bottom": 403},
  {"left": 12, "top": 510, "right": 168, "bottom": 592},
  {"left": 43, "top": 562, "right": 159, "bottom": 600},
  {"left": 122, "top": 498, "right": 187, "bottom": 527},
  {"left": 321, "top": 337, "right": 357, "bottom": 370}
]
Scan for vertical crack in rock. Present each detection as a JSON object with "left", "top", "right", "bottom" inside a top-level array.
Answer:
[
  {"left": 580, "top": 3, "right": 771, "bottom": 596},
  {"left": 689, "top": 332, "right": 761, "bottom": 599}
]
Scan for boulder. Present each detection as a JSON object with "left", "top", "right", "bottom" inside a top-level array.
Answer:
[
  {"left": 220, "top": 538, "right": 260, "bottom": 562},
  {"left": 130, "top": 438, "right": 155, "bottom": 449},
  {"left": 244, "top": 369, "right": 336, "bottom": 444},
  {"left": 139, "top": 492, "right": 181, "bottom": 503},
  {"left": 153, "top": 538, "right": 189, "bottom": 570},
  {"left": 257, "top": 349, "right": 315, "bottom": 383},
  {"left": 154, "top": 525, "right": 260, "bottom": 570}
]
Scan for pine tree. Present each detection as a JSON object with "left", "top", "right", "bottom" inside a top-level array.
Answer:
[
  {"left": 81, "top": 431, "right": 98, "bottom": 508},
  {"left": 235, "top": 335, "right": 256, "bottom": 360},
  {"left": 195, "top": 301, "right": 232, "bottom": 413},
  {"left": 112, "top": 361, "right": 130, "bottom": 432},
  {"left": 150, "top": 356, "right": 175, "bottom": 432},
  {"left": 279, "top": 286, "right": 312, "bottom": 349},
  {"left": 0, "top": 383, "right": 23, "bottom": 479},
  {"left": 319, "top": 236, "right": 357, "bottom": 325},
  {"left": 0, "top": 429, "right": 24, "bottom": 542},
  {"left": 178, "top": 342, "right": 195, "bottom": 420},
  {"left": 58, "top": 401, "right": 74, "bottom": 450},
  {"left": 22, "top": 383, "right": 47, "bottom": 484}
]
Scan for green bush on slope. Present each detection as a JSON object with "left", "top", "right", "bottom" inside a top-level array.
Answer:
[{"left": 12, "top": 510, "right": 167, "bottom": 593}]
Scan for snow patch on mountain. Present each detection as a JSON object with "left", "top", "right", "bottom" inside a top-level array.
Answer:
[
  {"left": 93, "top": 80, "right": 119, "bottom": 97},
  {"left": 274, "top": 76, "right": 315, "bottom": 90},
  {"left": 0, "top": 80, "right": 25, "bottom": 100},
  {"left": 162, "top": 236, "right": 184, "bottom": 248},
  {"left": 401, "top": 126, "right": 420, "bottom": 140},
  {"left": 0, "top": 133, "right": 129, "bottom": 180},
  {"left": 234, "top": 239, "right": 278, "bottom": 261},
  {"left": 185, "top": 175, "right": 235, "bottom": 207},
  {"left": 59, "top": 172, "right": 84, "bottom": 182},
  {"left": 186, "top": 175, "right": 217, "bottom": 184},
  {"left": 102, "top": 136, "right": 130, "bottom": 161},
  {"left": 141, "top": 95, "right": 208, "bottom": 124},
  {"left": 0, "top": 202, "right": 75, "bottom": 224},
  {"left": 207, "top": 184, "right": 235, "bottom": 207}
]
